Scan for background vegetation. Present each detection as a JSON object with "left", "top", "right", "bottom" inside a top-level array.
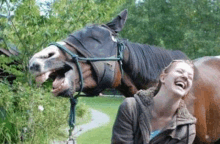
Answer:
[
  {"left": 1, "top": 0, "right": 220, "bottom": 143},
  {"left": 120, "top": 0, "right": 220, "bottom": 59},
  {"left": 0, "top": 0, "right": 125, "bottom": 143}
]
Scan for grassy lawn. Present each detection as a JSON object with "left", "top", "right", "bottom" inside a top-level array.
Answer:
[{"left": 76, "top": 96, "right": 125, "bottom": 144}]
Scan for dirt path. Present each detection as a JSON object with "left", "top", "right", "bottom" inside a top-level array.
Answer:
[{"left": 52, "top": 108, "right": 110, "bottom": 144}]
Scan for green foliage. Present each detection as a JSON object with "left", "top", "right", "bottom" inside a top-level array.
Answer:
[
  {"left": 0, "top": 55, "right": 23, "bottom": 78},
  {"left": 120, "top": 0, "right": 220, "bottom": 59},
  {"left": 76, "top": 102, "right": 88, "bottom": 118},
  {"left": 0, "top": 81, "right": 90, "bottom": 143},
  {"left": 1, "top": 0, "right": 126, "bottom": 79},
  {"left": 0, "top": 0, "right": 126, "bottom": 143}
]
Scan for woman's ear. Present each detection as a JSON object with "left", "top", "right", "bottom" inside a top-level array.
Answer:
[{"left": 160, "top": 73, "right": 166, "bottom": 84}]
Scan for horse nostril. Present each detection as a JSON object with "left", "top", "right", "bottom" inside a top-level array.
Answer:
[
  {"left": 30, "top": 63, "right": 41, "bottom": 72},
  {"left": 48, "top": 52, "right": 55, "bottom": 58}
]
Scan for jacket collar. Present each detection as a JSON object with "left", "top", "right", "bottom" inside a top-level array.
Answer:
[{"left": 134, "top": 87, "right": 197, "bottom": 128}]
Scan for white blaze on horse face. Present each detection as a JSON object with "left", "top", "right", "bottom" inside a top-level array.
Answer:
[{"left": 29, "top": 41, "right": 66, "bottom": 75}]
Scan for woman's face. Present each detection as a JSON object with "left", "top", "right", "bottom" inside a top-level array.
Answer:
[{"left": 161, "top": 62, "right": 194, "bottom": 97}]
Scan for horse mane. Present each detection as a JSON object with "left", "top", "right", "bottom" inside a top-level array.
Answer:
[{"left": 122, "top": 40, "right": 188, "bottom": 87}]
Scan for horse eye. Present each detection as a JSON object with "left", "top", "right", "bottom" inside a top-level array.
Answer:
[{"left": 48, "top": 52, "right": 55, "bottom": 58}]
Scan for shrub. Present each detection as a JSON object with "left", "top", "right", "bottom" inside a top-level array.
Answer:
[{"left": 0, "top": 80, "right": 90, "bottom": 144}]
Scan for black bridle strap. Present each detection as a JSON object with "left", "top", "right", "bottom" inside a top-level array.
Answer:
[
  {"left": 50, "top": 43, "right": 122, "bottom": 61},
  {"left": 117, "top": 42, "right": 125, "bottom": 77},
  {"left": 49, "top": 42, "right": 84, "bottom": 97},
  {"left": 186, "top": 124, "right": 189, "bottom": 144},
  {"left": 68, "top": 97, "right": 77, "bottom": 136}
]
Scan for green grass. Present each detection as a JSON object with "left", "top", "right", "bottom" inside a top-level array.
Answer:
[{"left": 76, "top": 96, "right": 125, "bottom": 144}]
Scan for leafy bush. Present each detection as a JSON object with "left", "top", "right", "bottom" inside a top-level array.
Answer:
[
  {"left": 0, "top": 0, "right": 125, "bottom": 143},
  {"left": 76, "top": 102, "right": 88, "bottom": 118},
  {"left": 0, "top": 80, "right": 90, "bottom": 143}
]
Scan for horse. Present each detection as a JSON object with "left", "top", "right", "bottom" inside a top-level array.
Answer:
[{"left": 29, "top": 10, "right": 220, "bottom": 143}]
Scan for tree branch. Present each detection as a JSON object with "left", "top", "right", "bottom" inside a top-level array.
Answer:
[
  {"left": 0, "top": 13, "right": 7, "bottom": 18},
  {"left": 5, "top": 0, "right": 27, "bottom": 62}
]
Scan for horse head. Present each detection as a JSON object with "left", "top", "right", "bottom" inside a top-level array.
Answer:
[{"left": 29, "top": 10, "right": 128, "bottom": 97}]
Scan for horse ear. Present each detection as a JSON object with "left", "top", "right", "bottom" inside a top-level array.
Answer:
[{"left": 106, "top": 9, "right": 128, "bottom": 33}]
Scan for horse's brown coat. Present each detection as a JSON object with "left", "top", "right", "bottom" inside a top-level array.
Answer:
[{"left": 189, "top": 57, "right": 220, "bottom": 143}]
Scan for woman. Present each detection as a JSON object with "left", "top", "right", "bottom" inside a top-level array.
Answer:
[{"left": 111, "top": 60, "right": 197, "bottom": 144}]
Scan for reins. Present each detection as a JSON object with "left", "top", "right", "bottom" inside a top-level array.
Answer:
[{"left": 49, "top": 41, "right": 125, "bottom": 142}]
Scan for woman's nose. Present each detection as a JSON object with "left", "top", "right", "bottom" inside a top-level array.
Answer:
[{"left": 181, "top": 72, "right": 188, "bottom": 80}]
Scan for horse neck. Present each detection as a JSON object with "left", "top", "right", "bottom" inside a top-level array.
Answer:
[
  {"left": 122, "top": 41, "right": 164, "bottom": 88},
  {"left": 119, "top": 41, "right": 188, "bottom": 97}
]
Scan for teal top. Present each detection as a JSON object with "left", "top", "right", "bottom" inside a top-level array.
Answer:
[{"left": 150, "top": 130, "right": 161, "bottom": 140}]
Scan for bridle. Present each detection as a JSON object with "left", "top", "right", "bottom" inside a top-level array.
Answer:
[
  {"left": 49, "top": 41, "right": 124, "bottom": 97},
  {"left": 49, "top": 39, "right": 125, "bottom": 141}
]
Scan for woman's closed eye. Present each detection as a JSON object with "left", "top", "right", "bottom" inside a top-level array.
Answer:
[
  {"left": 176, "top": 70, "right": 184, "bottom": 74},
  {"left": 188, "top": 75, "right": 193, "bottom": 80},
  {"left": 176, "top": 70, "right": 193, "bottom": 80}
]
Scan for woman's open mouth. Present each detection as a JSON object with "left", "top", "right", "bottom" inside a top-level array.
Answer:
[{"left": 175, "top": 80, "right": 187, "bottom": 90}]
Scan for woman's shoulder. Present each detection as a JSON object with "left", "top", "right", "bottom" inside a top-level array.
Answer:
[
  {"left": 121, "top": 97, "right": 137, "bottom": 110},
  {"left": 176, "top": 100, "right": 197, "bottom": 124},
  {"left": 134, "top": 87, "right": 157, "bottom": 107},
  {"left": 119, "top": 87, "right": 157, "bottom": 116}
]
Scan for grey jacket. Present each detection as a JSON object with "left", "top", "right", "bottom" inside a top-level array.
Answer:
[{"left": 111, "top": 87, "right": 197, "bottom": 144}]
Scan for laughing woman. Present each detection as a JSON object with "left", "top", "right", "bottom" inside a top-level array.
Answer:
[{"left": 111, "top": 60, "right": 197, "bottom": 144}]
